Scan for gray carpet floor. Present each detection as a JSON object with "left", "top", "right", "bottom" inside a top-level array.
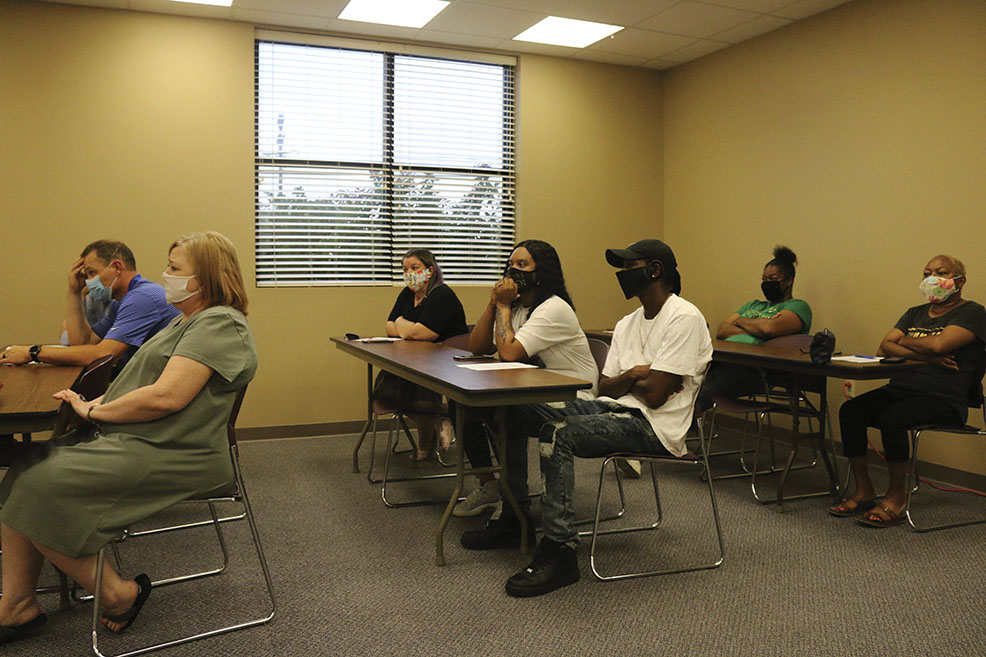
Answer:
[{"left": 7, "top": 429, "right": 986, "bottom": 657}]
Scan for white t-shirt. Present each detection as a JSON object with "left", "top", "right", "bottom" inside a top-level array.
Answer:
[
  {"left": 598, "top": 294, "right": 712, "bottom": 456},
  {"left": 506, "top": 295, "right": 598, "bottom": 399}
]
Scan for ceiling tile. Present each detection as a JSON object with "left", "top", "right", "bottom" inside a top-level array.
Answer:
[
  {"left": 571, "top": 50, "right": 650, "bottom": 67},
  {"left": 562, "top": 0, "right": 680, "bottom": 26},
  {"left": 660, "top": 37, "right": 730, "bottom": 62},
  {"left": 425, "top": 3, "right": 544, "bottom": 39},
  {"left": 230, "top": 8, "right": 330, "bottom": 30},
  {"left": 464, "top": 0, "right": 573, "bottom": 14},
  {"left": 325, "top": 17, "right": 420, "bottom": 40},
  {"left": 232, "top": 0, "right": 349, "bottom": 16},
  {"left": 711, "top": 13, "right": 791, "bottom": 42},
  {"left": 638, "top": 1, "right": 760, "bottom": 38},
  {"left": 414, "top": 29, "right": 507, "bottom": 49},
  {"left": 504, "top": 39, "right": 579, "bottom": 57},
  {"left": 39, "top": 0, "right": 857, "bottom": 70},
  {"left": 771, "top": 0, "right": 852, "bottom": 20},
  {"left": 586, "top": 27, "right": 696, "bottom": 58},
  {"left": 128, "top": 0, "right": 231, "bottom": 20},
  {"left": 702, "top": 0, "right": 798, "bottom": 12}
]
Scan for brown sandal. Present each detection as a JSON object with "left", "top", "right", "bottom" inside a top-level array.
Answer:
[
  {"left": 828, "top": 497, "right": 877, "bottom": 517},
  {"left": 855, "top": 503, "right": 906, "bottom": 528}
]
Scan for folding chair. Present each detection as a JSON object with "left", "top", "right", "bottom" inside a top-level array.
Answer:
[
  {"left": 905, "top": 354, "right": 986, "bottom": 532},
  {"left": 748, "top": 334, "right": 836, "bottom": 505},
  {"left": 89, "top": 386, "right": 275, "bottom": 657},
  {"left": 703, "top": 391, "right": 779, "bottom": 480},
  {"left": 588, "top": 387, "right": 724, "bottom": 581},
  {"left": 377, "top": 333, "right": 472, "bottom": 507}
]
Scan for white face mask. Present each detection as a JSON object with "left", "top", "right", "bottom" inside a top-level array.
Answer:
[{"left": 162, "top": 272, "right": 200, "bottom": 304}]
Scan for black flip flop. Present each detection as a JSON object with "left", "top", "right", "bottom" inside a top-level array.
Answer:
[
  {"left": 0, "top": 613, "right": 47, "bottom": 645},
  {"left": 102, "top": 573, "right": 152, "bottom": 633}
]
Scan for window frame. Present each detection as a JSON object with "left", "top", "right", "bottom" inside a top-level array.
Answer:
[{"left": 254, "top": 31, "right": 517, "bottom": 288}]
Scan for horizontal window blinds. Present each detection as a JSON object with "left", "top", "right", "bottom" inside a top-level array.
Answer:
[{"left": 256, "top": 39, "right": 515, "bottom": 286}]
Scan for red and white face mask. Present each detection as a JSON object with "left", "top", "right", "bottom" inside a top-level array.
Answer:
[
  {"left": 403, "top": 268, "right": 431, "bottom": 293},
  {"left": 918, "top": 275, "right": 962, "bottom": 303}
]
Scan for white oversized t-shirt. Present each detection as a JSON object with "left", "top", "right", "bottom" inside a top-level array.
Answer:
[
  {"left": 597, "top": 294, "right": 712, "bottom": 456},
  {"left": 507, "top": 295, "right": 598, "bottom": 399}
]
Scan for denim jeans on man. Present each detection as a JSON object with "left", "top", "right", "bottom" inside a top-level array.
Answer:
[{"left": 506, "top": 398, "right": 670, "bottom": 548}]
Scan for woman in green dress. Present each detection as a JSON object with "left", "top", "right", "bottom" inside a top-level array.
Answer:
[{"left": 0, "top": 231, "right": 257, "bottom": 642}]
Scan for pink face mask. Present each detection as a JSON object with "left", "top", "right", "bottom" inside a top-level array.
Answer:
[{"left": 919, "top": 275, "right": 962, "bottom": 303}]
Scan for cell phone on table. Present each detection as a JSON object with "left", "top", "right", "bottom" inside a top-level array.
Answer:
[
  {"left": 453, "top": 354, "right": 495, "bottom": 362},
  {"left": 881, "top": 356, "right": 905, "bottom": 364}
]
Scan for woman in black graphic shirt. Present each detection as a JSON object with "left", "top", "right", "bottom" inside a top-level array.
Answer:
[{"left": 831, "top": 255, "right": 986, "bottom": 526}]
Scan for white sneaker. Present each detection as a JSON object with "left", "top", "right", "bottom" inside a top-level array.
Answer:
[
  {"left": 616, "top": 458, "right": 642, "bottom": 479},
  {"left": 453, "top": 480, "right": 501, "bottom": 517}
]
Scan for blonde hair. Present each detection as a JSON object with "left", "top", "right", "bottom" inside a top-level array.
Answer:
[{"left": 170, "top": 231, "right": 249, "bottom": 315}]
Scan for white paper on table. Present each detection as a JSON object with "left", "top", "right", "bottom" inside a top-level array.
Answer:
[
  {"left": 357, "top": 337, "right": 402, "bottom": 343},
  {"left": 456, "top": 362, "right": 538, "bottom": 371},
  {"left": 831, "top": 355, "right": 883, "bottom": 364}
]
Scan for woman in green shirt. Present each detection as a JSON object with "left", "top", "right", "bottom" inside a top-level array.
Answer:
[
  {"left": 697, "top": 246, "right": 812, "bottom": 411},
  {"left": 0, "top": 232, "right": 256, "bottom": 642}
]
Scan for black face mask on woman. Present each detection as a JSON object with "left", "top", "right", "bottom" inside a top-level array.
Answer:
[
  {"left": 504, "top": 267, "right": 536, "bottom": 291},
  {"left": 616, "top": 265, "right": 656, "bottom": 300},
  {"left": 761, "top": 280, "right": 786, "bottom": 303}
]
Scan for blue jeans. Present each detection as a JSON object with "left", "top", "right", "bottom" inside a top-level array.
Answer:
[{"left": 510, "top": 399, "right": 670, "bottom": 548}]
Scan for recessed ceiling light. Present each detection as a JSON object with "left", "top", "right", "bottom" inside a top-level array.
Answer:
[
  {"left": 167, "top": 0, "right": 233, "bottom": 6},
  {"left": 339, "top": 0, "right": 450, "bottom": 29},
  {"left": 514, "top": 16, "right": 623, "bottom": 49}
]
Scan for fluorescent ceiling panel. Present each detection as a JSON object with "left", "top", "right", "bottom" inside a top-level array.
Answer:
[
  {"left": 513, "top": 16, "right": 623, "bottom": 48},
  {"left": 339, "top": 0, "right": 450, "bottom": 29}
]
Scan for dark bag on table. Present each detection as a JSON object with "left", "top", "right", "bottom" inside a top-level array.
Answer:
[{"left": 809, "top": 329, "right": 836, "bottom": 365}]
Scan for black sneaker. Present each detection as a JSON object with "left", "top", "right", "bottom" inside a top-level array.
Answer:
[
  {"left": 505, "top": 538, "right": 580, "bottom": 598},
  {"left": 460, "top": 514, "right": 536, "bottom": 550}
]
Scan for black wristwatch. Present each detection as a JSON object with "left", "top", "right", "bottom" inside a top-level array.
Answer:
[{"left": 29, "top": 345, "right": 42, "bottom": 363}]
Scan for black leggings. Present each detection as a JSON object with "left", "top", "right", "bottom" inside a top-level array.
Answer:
[{"left": 839, "top": 386, "right": 962, "bottom": 463}]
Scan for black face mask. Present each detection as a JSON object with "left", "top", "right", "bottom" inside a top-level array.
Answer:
[
  {"left": 505, "top": 267, "right": 536, "bottom": 291},
  {"left": 761, "top": 280, "right": 786, "bottom": 303},
  {"left": 616, "top": 265, "right": 655, "bottom": 300}
]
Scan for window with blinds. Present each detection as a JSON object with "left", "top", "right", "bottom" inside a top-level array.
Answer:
[{"left": 255, "top": 38, "right": 516, "bottom": 286}]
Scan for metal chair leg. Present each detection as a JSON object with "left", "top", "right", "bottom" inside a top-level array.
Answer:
[
  {"left": 589, "top": 438, "right": 724, "bottom": 581},
  {"left": 90, "top": 458, "right": 275, "bottom": 657},
  {"left": 905, "top": 428, "right": 986, "bottom": 532}
]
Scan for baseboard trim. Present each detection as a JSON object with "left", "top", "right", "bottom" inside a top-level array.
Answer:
[{"left": 238, "top": 418, "right": 399, "bottom": 441}]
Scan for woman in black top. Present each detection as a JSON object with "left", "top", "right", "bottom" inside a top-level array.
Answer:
[
  {"left": 831, "top": 255, "right": 986, "bottom": 526},
  {"left": 379, "top": 249, "right": 467, "bottom": 460}
]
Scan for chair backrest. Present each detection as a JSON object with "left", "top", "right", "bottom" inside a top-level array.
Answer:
[
  {"left": 587, "top": 338, "right": 609, "bottom": 374},
  {"left": 226, "top": 386, "right": 248, "bottom": 449},
  {"left": 51, "top": 354, "right": 115, "bottom": 437},
  {"left": 442, "top": 332, "right": 472, "bottom": 351}
]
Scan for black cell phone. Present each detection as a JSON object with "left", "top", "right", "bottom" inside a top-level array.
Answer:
[
  {"left": 345, "top": 333, "right": 360, "bottom": 340},
  {"left": 881, "top": 356, "right": 905, "bottom": 364},
  {"left": 453, "top": 354, "right": 495, "bottom": 362}
]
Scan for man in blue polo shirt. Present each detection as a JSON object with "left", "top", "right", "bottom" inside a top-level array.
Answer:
[{"left": 2, "top": 240, "right": 179, "bottom": 370}]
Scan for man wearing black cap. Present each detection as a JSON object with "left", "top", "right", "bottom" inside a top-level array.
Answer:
[{"left": 504, "top": 239, "right": 712, "bottom": 598}]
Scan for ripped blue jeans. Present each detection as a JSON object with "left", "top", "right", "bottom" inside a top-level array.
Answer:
[{"left": 507, "top": 399, "right": 670, "bottom": 549}]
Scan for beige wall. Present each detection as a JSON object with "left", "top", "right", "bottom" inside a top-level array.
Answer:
[
  {"left": 662, "top": 0, "right": 986, "bottom": 473},
  {"left": 0, "top": 1, "right": 662, "bottom": 429}
]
